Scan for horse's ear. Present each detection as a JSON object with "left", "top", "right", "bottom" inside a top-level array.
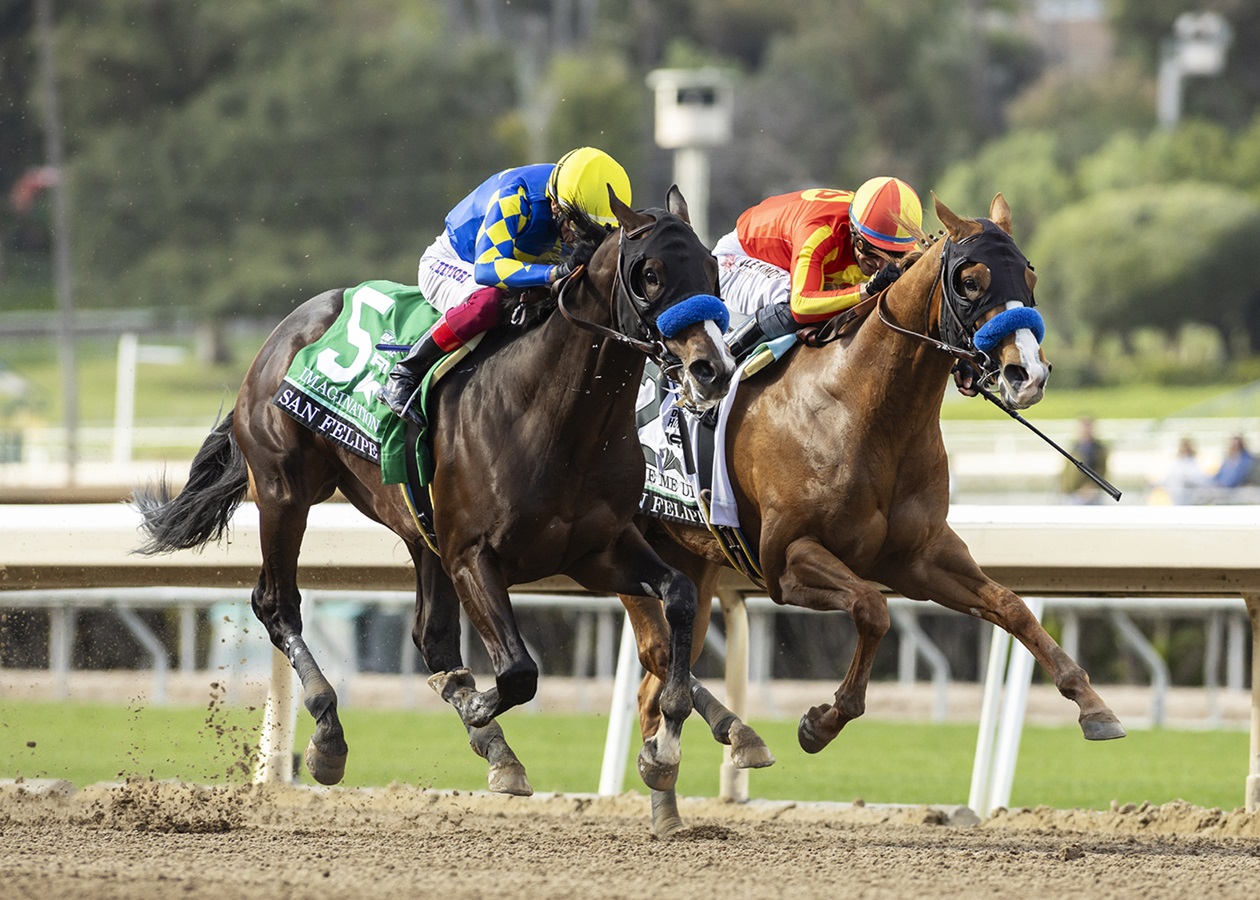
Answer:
[
  {"left": 989, "top": 192, "right": 1013, "bottom": 235},
  {"left": 610, "top": 184, "right": 651, "bottom": 231},
  {"left": 933, "top": 193, "right": 979, "bottom": 241},
  {"left": 666, "top": 184, "right": 691, "bottom": 225}
]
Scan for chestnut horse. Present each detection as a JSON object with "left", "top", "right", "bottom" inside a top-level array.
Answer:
[
  {"left": 620, "top": 194, "right": 1126, "bottom": 835},
  {"left": 135, "top": 188, "right": 736, "bottom": 796}
]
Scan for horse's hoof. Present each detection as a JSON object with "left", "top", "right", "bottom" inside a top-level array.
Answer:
[
  {"left": 651, "top": 789, "right": 684, "bottom": 840},
  {"left": 427, "top": 667, "right": 475, "bottom": 701},
  {"left": 487, "top": 761, "right": 533, "bottom": 796},
  {"left": 1080, "top": 712, "right": 1126, "bottom": 741},
  {"left": 304, "top": 741, "right": 347, "bottom": 785},
  {"left": 653, "top": 812, "right": 685, "bottom": 840},
  {"left": 729, "top": 722, "right": 776, "bottom": 769},
  {"left": 797, "top": 709, "right": 833, "bottom": 755},
  {"left": 637, "top": 747, "right": 679, "bottom": 792}
]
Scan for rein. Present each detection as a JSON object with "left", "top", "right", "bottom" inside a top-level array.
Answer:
[{"left": 802, "top": 246, "right": 991, "bottom": 375}]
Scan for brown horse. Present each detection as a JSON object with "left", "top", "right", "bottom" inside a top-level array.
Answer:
[
  {"left": 135, "top": 188, "right": 737, "bottom": 796},
  {"left": 620, "top": 194, "right": 1126, "bottom": 835}
]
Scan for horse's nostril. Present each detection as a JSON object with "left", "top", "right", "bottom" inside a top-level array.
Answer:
[
  {"left": 690, "top": 360, "right": 716, "bottom": 386},
  {"left": 1003, "top": 364, "right": 1028, "bottom": 388}
]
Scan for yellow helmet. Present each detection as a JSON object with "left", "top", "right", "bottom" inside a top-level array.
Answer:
[
  {"left": 849, "top": 176, "right": 922, "bottom": 253},
  {"left": 547, "top": 147, "right": 632, "bottom": 227}
]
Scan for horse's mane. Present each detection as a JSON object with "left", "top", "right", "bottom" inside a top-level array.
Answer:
[{"left": 499, "top": 207, "right": 613, "bottom": 332}]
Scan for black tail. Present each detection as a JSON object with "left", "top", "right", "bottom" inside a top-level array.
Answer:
[{"left": 132, "top": 411, "right": 249, "bottom": 555}]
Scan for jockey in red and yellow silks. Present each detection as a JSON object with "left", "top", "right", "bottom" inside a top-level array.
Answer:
[
  {"left": 715, "top": 177, "right": 922, "bottom": 358},
  {"left": 734, "top": 188, "right": 868, "bottom": 323}
]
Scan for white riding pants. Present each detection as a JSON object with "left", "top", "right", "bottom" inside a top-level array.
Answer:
[
  {"left": 416, "top": 232, "right": 482, "bottom": 314},
  {"left": 712, "top": 230, "right": 792, "bottom": 319}
]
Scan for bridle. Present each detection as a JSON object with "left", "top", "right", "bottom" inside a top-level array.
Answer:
[
  {"left": 875, "top": 219, "right": 1036, "bottom": 388},
  {"left": 554, "top": 217, "right": 700, "bottom": 381}
]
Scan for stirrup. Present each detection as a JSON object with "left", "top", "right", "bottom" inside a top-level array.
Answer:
[
  {"left": 381, "top": 379, "right": 427, "bottom": 428},
  {"left": 398, "top": 392, "right": 427, "bottom": 429}
]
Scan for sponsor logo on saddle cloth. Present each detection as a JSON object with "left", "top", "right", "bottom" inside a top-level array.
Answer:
[
  {"left": 272, "top": 280, "right": 441, "bottom": 482},
  {"left": 637, "top": 332, "right": 797, "bottom": 528}
]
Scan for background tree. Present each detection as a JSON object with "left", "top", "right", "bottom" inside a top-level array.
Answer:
[
  {"left": 59, "top": 0, "right": 520, "bottom": 326},
  {"left": 1029, "top": 181, "right": 1260, "bottom": 357}
]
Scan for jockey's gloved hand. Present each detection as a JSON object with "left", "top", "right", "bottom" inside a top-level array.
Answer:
[
  {"left": 568, "top": 240, "right": 596, "bottom": 269},
  {"left": 551, "top": 259, "right": 578, "bottom": 283},
  {"left": 866, "top": 262, "right": 903, "bottom": 296},
  {"left": 952, "top": 360, "right": 980, "bottom": 397}
]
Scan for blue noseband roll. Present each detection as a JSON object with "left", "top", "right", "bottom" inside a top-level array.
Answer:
[
  {"left": 656, "top": 294, "right": 729, "bottom": 338},
  {"left": 973, "top": 306, "right": 1044, "bottom": 354}
]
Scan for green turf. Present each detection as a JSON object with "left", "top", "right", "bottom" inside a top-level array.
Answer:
[{"left": 0, "top": 700, "right": 1248, "bottom": 811}]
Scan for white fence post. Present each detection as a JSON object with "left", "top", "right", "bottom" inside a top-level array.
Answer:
[
  {"left": 598, "top": 612, "right": 641, "bottom": 795},
  {"left": 253, "top": 647, "right": 298, "bottom": 785},
  {"left": 969, "top": 597, "right": 1044, "bottom": 817},
  {"left": 719, "top": 589, "right": 749, "bottom": 802}
]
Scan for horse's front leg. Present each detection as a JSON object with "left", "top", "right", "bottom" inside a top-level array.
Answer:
[
  {"left": 891, "top": 526, "right": 1125, "bottom": 741},
  {"left": 623, "top": 590, "right": 774, "bottom": 745},
  {"left": 251, "top": 500, "right": 347, "bottom": 785},
  {"left": 621, "top": 593, "right": 773, "bottom": 839},
  {"left": 573, "top": 529, "right": 698, "bottom": 793},
  {"left": 771, "top": 537, "right": 892, "bottom": 753},
  {"left": 427, "top": 550, "right": 539, "bottom": 727},
  {"left": 411, "top": 546, "right": 531, "bottom": 796}
]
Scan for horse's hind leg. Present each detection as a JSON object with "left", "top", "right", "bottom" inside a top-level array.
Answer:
[
  {"left": 241, "top": 433, "right": 348, "bottom": 783},
  {"left": 412, "top": 546, "right": 531, "bottom": 796}
]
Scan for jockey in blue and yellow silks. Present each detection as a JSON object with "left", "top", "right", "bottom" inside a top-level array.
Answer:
[
  {"left": 446, "top": 164, "right": 569, "bottom": 293},
  {"left": 714, "top": 177, "right": 923, "bottom": 358},
  {"left": 380, "top": 148, "right": 633, "bottom": 424}
]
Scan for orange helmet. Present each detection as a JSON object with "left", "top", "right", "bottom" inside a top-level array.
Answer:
[{"left": 849, "top": 176, "right": 922, "bottom": 253}]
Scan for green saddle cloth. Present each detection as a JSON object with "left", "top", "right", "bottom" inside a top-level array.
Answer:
[{"left": 271, "top": 279, "right": 443, "bottom": 485}]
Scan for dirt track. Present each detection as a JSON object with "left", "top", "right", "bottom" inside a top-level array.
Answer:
[{"left": 2, "top": 780, "right": 1259, "bottom": 899}]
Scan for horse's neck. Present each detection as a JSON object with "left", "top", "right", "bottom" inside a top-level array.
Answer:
[
  {"left": 511, "top": 293, "right": 643, "bottom": 429},
  {"left": 833, "top": 256, "right": 954, "bottom": 428}
]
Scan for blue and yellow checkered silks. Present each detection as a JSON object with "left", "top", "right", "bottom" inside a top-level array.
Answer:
[
  {"left": 444, "top": 163, "right": 562, "bottom": 291},
  {"left": 848, "top": 176, "right": 922, "bottom": 253},
  {"left": 546, "top": 147, "right": 632, "bottom": 227},
  {"left": 472, "top": 180, "right": 561, "bottom": 290}
]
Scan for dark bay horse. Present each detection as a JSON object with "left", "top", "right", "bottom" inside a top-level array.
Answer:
[
  {"left": 135, "top": 188, "right": 736, "bottom": 797},
  {"left": 620, "top": 194, "right": 1126, "bottom": 834}
]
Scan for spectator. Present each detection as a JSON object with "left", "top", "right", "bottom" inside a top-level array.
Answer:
[
  {"left": 1211, "top": 434, "right": 1255, "bottom": 489},
  {"left": 1060, "top": 416, "right": 1109, "bottom": 505},
  {"left": 1163, "top": 437, "right": 1208, "bottom": 505}
]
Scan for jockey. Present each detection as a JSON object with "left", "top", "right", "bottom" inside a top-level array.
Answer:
[
  {"left": 715, "top": 177, "right": 923, "bottom": 358},
  {"left": 380, "top": 147, "right": 633, "bottom": 424}
]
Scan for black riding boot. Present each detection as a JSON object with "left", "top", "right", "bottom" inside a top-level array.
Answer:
[
  {"left": 726, "top": 302, "right": 796, "bottom": 359},
  {"left": 724, "top": 317, "right": 767, "bottom": 360},
  {"left": 380, "top": 333, "right": 445, "bottom": 426}
]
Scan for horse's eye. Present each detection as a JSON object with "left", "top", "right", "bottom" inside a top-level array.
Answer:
[
  {"left": 963, "top": 277, "right": 979, "bottom": 293},
  {"left": 644, "top": 269, "right": 660, "bottom": 286}
]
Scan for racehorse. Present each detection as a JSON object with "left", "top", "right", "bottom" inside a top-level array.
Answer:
[
  {"left": 135, "top": 187, "right": 737, "bottom": 797},
  {"left": 619, "top": 194, "right": 1127, "bottom": 835}
]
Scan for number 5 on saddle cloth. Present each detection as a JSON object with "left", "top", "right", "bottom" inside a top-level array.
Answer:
[{"left": 270, "top": 280, "right": 463, "bottom": 489}]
